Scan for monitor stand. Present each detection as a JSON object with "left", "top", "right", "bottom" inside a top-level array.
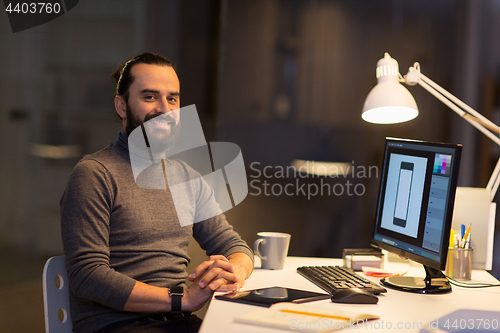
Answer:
[{"left": 380, "top": 265, "right": 452, "bottom": 294}]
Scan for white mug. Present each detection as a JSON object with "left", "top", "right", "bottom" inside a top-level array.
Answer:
[{"left": 253, "top": 232, "right": 291, "bottom": 270}]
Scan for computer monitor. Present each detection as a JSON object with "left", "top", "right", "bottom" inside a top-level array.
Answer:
[{"left": 371, "top": 138, "right": 462, "bottom": 294}]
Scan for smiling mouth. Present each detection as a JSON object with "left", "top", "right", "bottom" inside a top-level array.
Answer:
[
  {"left": 145, "top": 114, "right": 177, "bottom": 128},
  {"left": 150, "top": 119, "right": 171, "bottom": 126}
]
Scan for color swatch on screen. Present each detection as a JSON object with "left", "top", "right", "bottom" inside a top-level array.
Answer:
[{"left": 433, "top": 154, "right": 452, "bottom": 175}]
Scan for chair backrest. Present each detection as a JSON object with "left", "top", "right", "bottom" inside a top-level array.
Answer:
[{"left": 42, "top": 256, "right": 73, "bottom": 333}]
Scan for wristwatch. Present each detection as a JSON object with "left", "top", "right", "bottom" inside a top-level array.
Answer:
[{"left": 168, "top": 286, "right": 184, "bottom": 315}]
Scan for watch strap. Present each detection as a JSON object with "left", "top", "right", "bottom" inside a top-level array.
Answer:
[{"left": 169, "top": 286, "right": 183, "bottom": 315}]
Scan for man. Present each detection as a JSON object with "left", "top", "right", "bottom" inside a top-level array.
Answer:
[{"left": 61, "top": 53, "right": 254, "bottom": 333}]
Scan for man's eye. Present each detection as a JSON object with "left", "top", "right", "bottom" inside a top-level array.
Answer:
[
  {"left": 144, "top": 95, "right": 156, "bottom": 101},
  {"left": 168, "top": 97, "right": 178, "bottom": 103}
]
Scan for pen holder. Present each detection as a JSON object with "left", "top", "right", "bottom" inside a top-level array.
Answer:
[{"left": 445, "top": 247, "right": 473, "bottom": 280}]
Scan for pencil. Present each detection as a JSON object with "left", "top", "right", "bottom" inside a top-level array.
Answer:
[
  {"left": 280, "top": 309, "right": 350, "bottom": 321},
  {"left": 461, "top": 224, "right": 471, "bottom": 248}
]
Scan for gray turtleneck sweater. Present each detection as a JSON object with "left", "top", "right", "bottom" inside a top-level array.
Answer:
[{"left": 61, "top": 131, "right": 253, "bottom": 333}]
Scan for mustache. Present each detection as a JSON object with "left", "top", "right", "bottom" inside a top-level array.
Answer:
[{"left": 144, "top": 112, "right": 177, "bottom": 123}]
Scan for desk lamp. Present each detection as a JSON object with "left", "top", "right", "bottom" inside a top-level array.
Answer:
[{"left": 362, "top": 53, "right": 497, "bottom": 270}]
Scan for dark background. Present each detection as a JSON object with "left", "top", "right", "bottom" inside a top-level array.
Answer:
[{"left": 1, "top": 0, "right": 500, "bottom": 331}]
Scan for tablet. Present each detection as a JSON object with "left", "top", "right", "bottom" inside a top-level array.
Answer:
[{"left": 214, "top": 286, "right": 330, "bottom": 307}]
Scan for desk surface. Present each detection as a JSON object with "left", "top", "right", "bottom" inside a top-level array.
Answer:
[{"left": 200, "top": 257, "right": 500, "bottom": 333}]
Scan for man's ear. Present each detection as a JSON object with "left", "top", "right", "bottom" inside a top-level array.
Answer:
[{"left": 114, "top": 95, "right": 127, "bottom": 119}]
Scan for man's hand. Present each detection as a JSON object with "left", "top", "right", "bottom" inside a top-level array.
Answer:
[
  {"left": 187, "top": 253, "right": 252, "bottom": 293},
  {"left": 123, "top": 253, "right": 252, "bottom": 313},
  {"left": 182, "top": 275, "right": 215, "bottom": 312}
]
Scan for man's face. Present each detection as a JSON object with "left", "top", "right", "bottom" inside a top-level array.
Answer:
[{"left": 117, "top": 63, "right": 181, "bottom": 146}]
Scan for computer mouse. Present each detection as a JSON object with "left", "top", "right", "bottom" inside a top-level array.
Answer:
[{"left": 331, "top": 288, "right": 378, "bottom": 304}]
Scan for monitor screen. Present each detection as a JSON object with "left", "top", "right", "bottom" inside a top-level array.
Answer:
[{"left": 371, "top": 138, "right": 462, "bottom": 293}]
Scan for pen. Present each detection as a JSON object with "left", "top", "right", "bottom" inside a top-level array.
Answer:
[
  {"left": 449, "top": 229, "right": 455, "bottom": 248},
  {"left": 454, "top": 234, "right": 460, "bottom": 248},
  {"left": 461, "top": 224, "right": 465, "bottom": 240}
]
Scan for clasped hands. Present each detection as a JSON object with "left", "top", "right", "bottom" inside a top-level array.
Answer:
[
  {"left": 189, "top": 254, "right": 246, "bottom": 292},
  {"left": 182, "top": 254, "right": 247, "bottom": 312}
]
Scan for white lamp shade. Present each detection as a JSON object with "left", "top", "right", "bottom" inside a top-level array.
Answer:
[{"left": 362, "top": 81, "right": 419, "bottom": 124}]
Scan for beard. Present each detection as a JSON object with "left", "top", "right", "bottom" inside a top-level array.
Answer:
[{"left": 125, "top": 102, "right": 181, "bottom": 154}]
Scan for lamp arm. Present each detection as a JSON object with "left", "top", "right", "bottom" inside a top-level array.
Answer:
[
  {"left": 418, "top": 72, "right": 500, "bottom": 134},
  {"left": 488, "top": 157, "right": 500, "bottom": 199},
  {"left": 417, "top": 79, "right": 500, "bottom": 147},
  {"left": 406, "top": 68, "right": 500, "bottom": 199}
]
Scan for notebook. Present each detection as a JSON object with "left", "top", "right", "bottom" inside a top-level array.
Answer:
[{"left": 234, "top": 302, "right": 379, "bottom": 332}]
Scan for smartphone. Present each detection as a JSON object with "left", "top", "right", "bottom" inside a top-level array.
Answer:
[{"left": 393, "top": 162, "right": 414, "bottom": 228}]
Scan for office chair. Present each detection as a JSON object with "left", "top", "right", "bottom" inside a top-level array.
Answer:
[{"left": 42, "top": 256, "right": 73, "bottom": 333}]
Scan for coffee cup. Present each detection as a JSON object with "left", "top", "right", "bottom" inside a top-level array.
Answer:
[{"left": 253, "top": 232, "right": 291, "bottom": 270}]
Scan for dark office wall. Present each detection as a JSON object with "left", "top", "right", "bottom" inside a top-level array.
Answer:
[
  {"left": 216, "top": 0, "right": 462, "bottom": 257},
  {"left": 3, "top": 1, "right": 500, "bottom": 331},
  {"left": 0, "top": 0, "right": 500, "bottom": 276},
  {"left": 0, "top": 0, "right": 498, "bottom": 255}
]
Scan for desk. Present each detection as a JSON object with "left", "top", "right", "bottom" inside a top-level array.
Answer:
[{"left": 200, "top": 257, "right": 500, "bottom": 332}]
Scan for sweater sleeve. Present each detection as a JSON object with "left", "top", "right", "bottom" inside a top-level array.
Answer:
[
  {"left": 60, "top": 159, "right": 136, "bottom": 310},
  {"left": 193, "top": 213, "right": 254, "bottom": 263},
  {"left": 185, "top": 161, "right": 254, "bottom": 262},
  {"left": 191, "top": 174, "right": 254, "bottom": 263}
]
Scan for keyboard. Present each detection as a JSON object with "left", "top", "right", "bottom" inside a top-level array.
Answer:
[{"left": 297, "top": 265, "right": 387, "bottom": 295}]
